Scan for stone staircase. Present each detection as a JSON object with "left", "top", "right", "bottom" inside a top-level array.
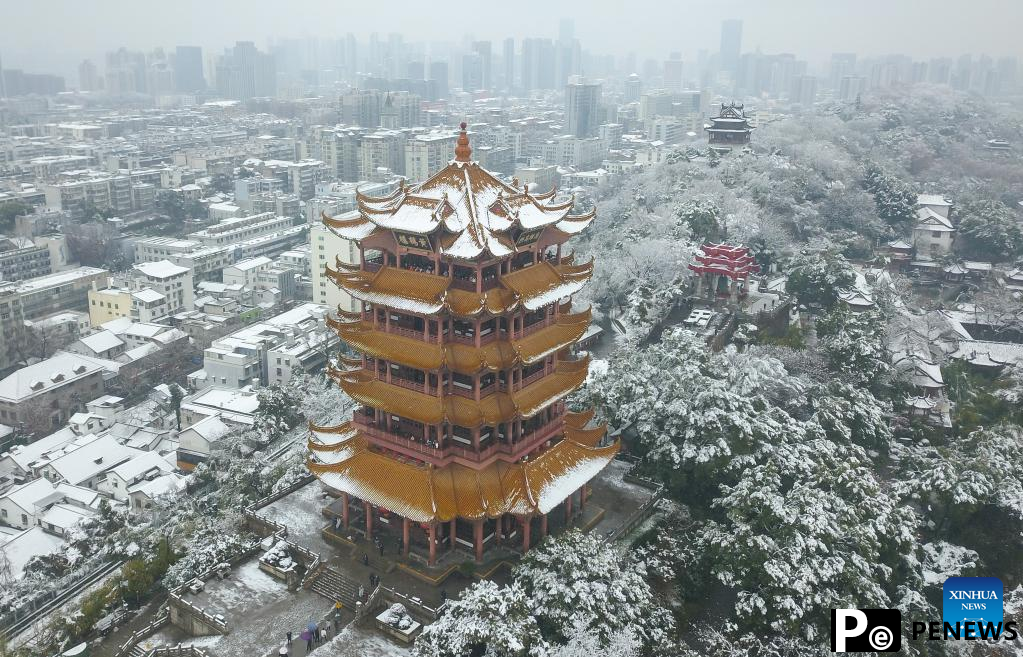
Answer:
[
  {"left": 129, "top": 644, "right": 148, "bottom": 657},
  {"left": 308, "top": 567, "right": 362, "bottom": 608}
]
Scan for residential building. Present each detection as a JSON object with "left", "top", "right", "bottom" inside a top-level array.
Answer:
[
  {"left": 188, "top": 212, "right": 294, "bottom": 248},
  {"left": 0, "top": 352, "right": 110, "bottom": 437},
  {"left": 310, "top": 223, "right": 358, "bottom": 312},
  {"left": 15, "top": 267, "right": 108, "bottom": 319},
  {"left": 405, "top": 132, "right": 457, "bottom": 182},
  {"left": 565, "top": 80, "right": 601, "bottom": 137}
]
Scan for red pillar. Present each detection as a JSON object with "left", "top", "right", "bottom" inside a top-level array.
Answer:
[
  {"left": 565, "top": 492, "right": 574, "bottom": 523},
  {"left": 402, "top": 517, "right": 410, "bottom": 558},
  {"left": 449, "top": 518, "right": 457, "bottom": 553},
  {"left": 495, "top": 514, "right": 503, "bottom": 544},
  {"left": 364, "top": 501, "right": 373, "bottom": 539},
  {"left": 341, "top": 492, "right": 349, "bottom": 529},
  {"left": 579, "top": 486, "right": 587, "bottom": 511},
  {"left": 539, "top": 513, "right": 548, "bottom": 539},
  {"left": 428, "top": 523, "right": 437, "bottom": 566},
  {"left": 474, "top": 519, "right": 484, "bottom": 563},
  {"left": 521, "top": 515, "right": 531, "bottom": 552}
]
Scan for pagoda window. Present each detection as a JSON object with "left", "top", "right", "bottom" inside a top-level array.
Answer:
[
  {"left": 400, "top": 253, "right": 433, "bottom": 273},
  {"left": 479, "top": 318, "right": 496, "bottom": 341},
  {"left": 543, "top": 246, "right": 557, "bottom": 261},
  {"left": 451, "top": 425, "right": 473, "bottom": 446},
  {"left": 511, "top": 251, "right": 533, "bottom": 271},
  {"left": 451, "top": 372, "right": 474, "bottom": 397},
  {"left": 522, "top": 361, "right": 545, "bottom": 387},
  {"left": 481, "top": 265, "right": 499, "bottom": 290},
  {"left": 364, "top": 249, "right": 385, "bottom": 271},
  {"left": 480, "top": 373, "right": 496, "bottom": 396},
  {"left": 523, "top": 308, "right": 547, "bottom": 334},
  {"left": 438, "top": 261, "right": 449, "bottom": 277},
  {"left": 479, "top": 426, "right": 493, "bottom": 447},
  {"left": 451, "top": 319, "right": 475, "bottom": 344}
]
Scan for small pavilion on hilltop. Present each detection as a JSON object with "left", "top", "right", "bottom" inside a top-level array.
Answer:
[
  {"left": 705, "top": 102, "right": 753, "bottom": 152},
  {"left": 689, "top": 243, "right": 760, "bottom": 301}
]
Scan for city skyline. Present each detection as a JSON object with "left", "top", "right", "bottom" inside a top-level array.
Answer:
[{"left": 2, "top": 0, "right": 1021, "bottom": 82}]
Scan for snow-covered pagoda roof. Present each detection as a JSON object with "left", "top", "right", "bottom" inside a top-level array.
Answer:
[
  {"left": 688, "top": 243, "right": 760, "bottom": 280},
  {"left": 325, "top": 257, "right": 594, "bottom": 317},
  {"left": 327, "top": 303, "right": 591, "bottom": 374},
  {"left": 326, "top": 356, "right": 592, "bottom": 427},
  {"left": 322, "top": 123, "right": 595, "bottom": 261},
  {"left": 307, "top": 410, "right": 617, "bottom": 522}
]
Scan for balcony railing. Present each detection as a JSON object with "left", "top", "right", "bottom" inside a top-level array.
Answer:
[
  {"left": 354, "top": 416, "right": 564, "bottom": 466},
  {"left": 389, "top": 376, "right": 427, "bottom": 394},
  {"left": 389, "top": 325, "right": 426, "bottom": 341}
]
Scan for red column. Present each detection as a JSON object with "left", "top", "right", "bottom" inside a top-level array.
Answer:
[
  {"left": 364, "top": 501, "right": 373, "bottom": 539},
  {"left": 341, "top": 492, "right": 349, "bottom": 529},
  {"left": 579, "top": 486, "right": 587, "bottom": 511},
  {"left": 449, "top": 518, "right": 457, "bottom": 552},
  {"left": 565, "top": 492, "right": 573, "bottom": 523},
  {"left": 539, "top": 513, "right": 548, "bottom": 539},
  {"left": 402, "top": 517, "right": 410, "bottom": 558},
  {"left": 521, "top": 515, "right": 531, "bottom": 552},
  {"left": 495, "top": 514, "right": 503, "bottom": 544},
  {"left": 474, "top": 519, "right": 484, "bottom": 563},
  {"left": 428, "top": 523, "right": 437, "bottom": 566}
]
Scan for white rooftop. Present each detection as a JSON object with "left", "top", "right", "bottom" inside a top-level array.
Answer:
[{"left": 134, "top": 260, "right": 189, "bottom": 280}]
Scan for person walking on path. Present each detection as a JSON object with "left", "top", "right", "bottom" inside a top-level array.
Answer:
[
  {"left": 301, "top": 629, "right": 312, "bottom": 653},
  {"left": 286, "top": 631, "right": 292, "bottom": 645},
  {"left": 320, "top": 627, "right": 328, "bottom": 643}
]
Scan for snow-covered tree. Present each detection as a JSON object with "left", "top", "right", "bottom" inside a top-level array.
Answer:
[
  {"left": 253, "top": 383, "right": 303, "bottom": 443},
  {"left": 956, "top": 199, "right": 1023, "bottom": 262},
  {"left": 694, "top": 438, "right": 920, "bottom": 641},
  {"left": 514, "top": 530, "right": 673, "bottom": 648},
  {"left": 783, "top": 250, "right": 856, "bottom": 309},
  {"left": 413, "top": 581, "right": 543, "bottom": 657},
  {"left": 814, "top": 307, "right": 891, "bottom": 388},
  {"left": 862, "top": 163, "right": 917, "bottom": 234}
]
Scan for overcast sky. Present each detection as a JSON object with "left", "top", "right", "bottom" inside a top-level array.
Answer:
[{"left": 3, "top": 0, "right": 1021, "bottom": 79}]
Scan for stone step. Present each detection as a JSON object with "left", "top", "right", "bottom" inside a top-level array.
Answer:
[{"left": 308, "top": 568, "right": 362, "bottom": 607}]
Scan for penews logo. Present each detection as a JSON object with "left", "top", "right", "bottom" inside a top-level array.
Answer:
[
  {"left": 943, "top": 577, "right": 1003, "bottom": 639},
  {"left": 830, "top": 609, "right": 901, "bottom": 652}
]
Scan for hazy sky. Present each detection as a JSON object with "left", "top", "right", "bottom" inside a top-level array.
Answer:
[{"left": 3, "top": 0, "right": 1021, "bottom": 79}]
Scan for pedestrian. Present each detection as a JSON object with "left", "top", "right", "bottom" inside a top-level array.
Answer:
[
  {"left": 362, "top": 553, "right": 369, "bottom": 566},
  {"left": 286, "top": 631, "right": 293, "bottom": 645},
  {"left": 358, "top": 584, "right": 365, "bottom": 599},
  {"left": 320, "top": 627, "right": 328, "bottom": 643},
  {"left": 378, "top": 542, "right": 384, "bottom": 557}
]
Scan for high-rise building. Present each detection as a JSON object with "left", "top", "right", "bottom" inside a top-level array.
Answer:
[
  {"left": 566, "top": 80, "right": 601, "bottom": 137},
  {"left": 664, "top": 54, "right": 684, "bottom": 92},
  {"left": 720, "top": 19, "right": 743, "bottom": 74},
  {"left": 829, "top": 53, "right": 857, "bottom": 90},
  {"left": 429, "top": 60, "right": 449, "bottom": 99},
  {"left": 174, "top": 46, "right": 205, "bottom": 92},
  {"left": 472, "top": 41, "right": 492, "bottom": 90},
  {"left": 789, "top": 75, "right": 818, "bottom": 106},
  {"left": 462, "top": 53, "right": 484, "bottom": 92},
  {"left": 624, "top": 73, "right": 642, "bottom": 103},
  {"left": 78, "top": 59, "right": 101, "bottom": 92},
  {"left": 503, "top": 38, "right": 515, "bottom": 90},
  {"left": 406, "top": 61, "right": 425, "bottom": 81},
  {"left": 522, "top": 38, "right": 556, "bottom": 90},
  {"left": 215, "top": 41, "right": 276, "bottom": 100},
  {"left": 311, "top": 125, "right": 614, "bottom": 565}
]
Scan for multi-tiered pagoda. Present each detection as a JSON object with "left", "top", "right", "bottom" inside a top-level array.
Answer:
[
  {"left": 705, "top": 102, "right": 753, "bottom": 152},
  {"left": 307, "top": 124, "right": 617, "bottom": 566}
]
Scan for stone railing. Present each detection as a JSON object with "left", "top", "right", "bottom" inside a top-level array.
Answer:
[
  {"left": 378, "top": 586, "right": 443, "bottom": 621},
  {"left": 114, "top": 609, "right": 169, "bottom": 657},
  {"left": 167, "top": 588, "right": 228, "bottom": 636},
  {"left": 602, "top": 485, "right": 664, "bottom": 545}
]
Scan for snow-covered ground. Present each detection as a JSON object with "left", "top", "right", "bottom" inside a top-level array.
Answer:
[
  {"left": 166, "top": 558, "right": 333, "bottom": 657},
  {"left": 307, "top": 622, "right": 411, "bottom": 657},
  {"left": 260, "top": 480, "right": 335, "bottom": 555}
]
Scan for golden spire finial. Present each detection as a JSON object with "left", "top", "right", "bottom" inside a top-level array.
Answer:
[{"left": 454, "top": 122, "right": 471, "bottom": 162}]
